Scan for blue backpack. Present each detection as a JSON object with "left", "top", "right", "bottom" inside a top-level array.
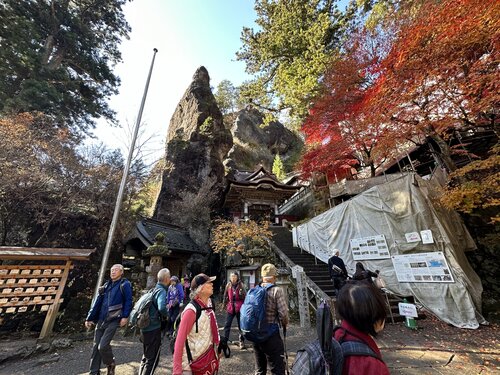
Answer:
[{"left": 240, "top": 284, "right": 279, "bottom": 343}]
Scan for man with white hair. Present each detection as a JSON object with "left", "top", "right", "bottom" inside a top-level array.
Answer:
[
  {"left": 138, "top": 267, "right": 171, "bottom": 375},
  {"left": 327, "top": 249, "right": 348, "bottom": 296},
  {"left": 85, "top": 264, "right": 133, "bottom": 375}
]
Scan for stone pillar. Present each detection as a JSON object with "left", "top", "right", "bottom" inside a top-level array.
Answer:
[{"left": 146, "top": 255, "right": 163, "bottom": 289}]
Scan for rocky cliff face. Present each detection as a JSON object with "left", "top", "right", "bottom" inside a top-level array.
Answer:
[
  {"left": 224, "top": 108, "right": 303, "bottom": 174},
  {"left": 154, "top": 67, "right": 233, "bottom": 247}
]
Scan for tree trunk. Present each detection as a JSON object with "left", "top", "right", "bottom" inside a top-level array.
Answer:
[{"left": 428, "top": 132, "right": 457, "bottom": 173}]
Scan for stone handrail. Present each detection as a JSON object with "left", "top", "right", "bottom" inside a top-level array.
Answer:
[
  {"left": 266, "top": 238, "right": 334, "bottom": 312},
  {"left": 277, "top": 186, "right": 313, "bottom": 215}
]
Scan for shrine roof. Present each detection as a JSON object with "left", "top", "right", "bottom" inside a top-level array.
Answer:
[{"left": 130, "top": 218, "right": 203, "bottom": 254}]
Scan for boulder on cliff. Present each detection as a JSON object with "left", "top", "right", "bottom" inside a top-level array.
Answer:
[
  {"left": 154, "top": 67, "right": 233, "bottom": 248},
  {"left": 224, "top": 108, "right": 303, "bottom": 174}
]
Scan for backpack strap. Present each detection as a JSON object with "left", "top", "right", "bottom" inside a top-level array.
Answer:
[
  {"left": 184, "top": 299, "right": 212, "bottom": 363},
  {"left": 334, "top": 327, "right": 384, "bottom": 363}
]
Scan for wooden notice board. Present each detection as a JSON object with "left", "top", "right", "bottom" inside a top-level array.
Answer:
[{"left": 0, "top": 246, "right": 95, "bottom": 339}]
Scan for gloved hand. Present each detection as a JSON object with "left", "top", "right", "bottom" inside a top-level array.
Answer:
[{"left": 217, "top": 337, "right": 231, "bottom": 358}]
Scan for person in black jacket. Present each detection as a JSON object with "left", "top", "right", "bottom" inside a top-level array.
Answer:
[
  {"left": 352, "top": 262, "right": 378, "bottom": 285},
  {"left": 327, "top": 250, "right": 348, "bottom": 296}
]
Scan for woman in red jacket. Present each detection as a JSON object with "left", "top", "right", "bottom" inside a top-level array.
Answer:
[
  {"left": 221, "top": 272, "right": 247, "bottom": 349},
  {"left": 334, "top": 282, "right": 390, "bottom": 375}
]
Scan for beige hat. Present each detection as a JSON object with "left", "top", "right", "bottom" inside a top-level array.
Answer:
[{"left": 261, "top": 263, "right": 278, "bottom": 277}]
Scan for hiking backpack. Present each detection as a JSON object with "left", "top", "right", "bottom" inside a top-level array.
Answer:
[
  {"left": 291, "top": 301, "right": 384, "bottom": 375},
  {"left": 240, "top": 284, "right": 278, "bottom": 343},
  {"left": 128, "top": 287, "right": 160, "bottom": 329}
]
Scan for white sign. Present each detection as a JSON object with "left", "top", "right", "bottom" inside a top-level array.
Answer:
[
  {"left": 420, "top": 230, "right": 434, "bottom": 244},
  {"left": 405, "top": 232, "right": 421, "bottom": 243},
  {"left": 291, "top": 265, "right": 304, "bottom": 279},
  {"left": 350, "top": 235, "right": 390, "bottom": 260},
  {"left": 398, "top": 302, "right": 418, "bottom": 318},
  {"left": 392, "top": 252, "right": 454, "bottom": 283}
]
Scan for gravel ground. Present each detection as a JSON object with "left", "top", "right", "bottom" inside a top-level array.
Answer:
[{"left": 0, "top": 313, "right": 498, "bottom": 375}]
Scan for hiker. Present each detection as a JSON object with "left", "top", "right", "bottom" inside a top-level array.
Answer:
[
  {"left": 138, "top": 268, "right": 171, "bottom": 375},
  {"left": 352, "top": 262, "right": 379, "bottom": 285},
  {"left": 182, "top": 274, "right": 190, "bottom": 304},
  {"left": 222, "top": 271, "right": 247, "bottom": 349},
  {"left": 166, "top": 276, "right": 182, "bottom": 335},
  {"left": 172, "top": 273, "right": 220, "bottom": 375},
  {"left": 252, "top": 263, "right": 289, "bottom": 375},
  {"left": 334, "top": 282, "right": 390, "bottom": 374},
  {"left": 85, "top": 264, "right": 133, "bottom": 375},
  {"left": 327, "top": 249, "right": 348, "bottom": 295}
]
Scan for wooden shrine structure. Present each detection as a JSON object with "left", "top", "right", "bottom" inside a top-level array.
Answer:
[{"left": 0, "top": 246, "right": 95, "bottom": 339}]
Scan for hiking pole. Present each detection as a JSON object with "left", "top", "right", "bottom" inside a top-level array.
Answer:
[{"left": 283, "top": 326, "right": 290, "bottom": 375}]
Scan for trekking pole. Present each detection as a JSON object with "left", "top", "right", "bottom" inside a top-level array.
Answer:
[{"left": 283, "top": 326, "right": 290, "bottom": 375}]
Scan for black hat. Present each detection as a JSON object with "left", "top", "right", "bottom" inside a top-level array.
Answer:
[{"left": 191, "top": 273, "right": 216, "bottom": 290}]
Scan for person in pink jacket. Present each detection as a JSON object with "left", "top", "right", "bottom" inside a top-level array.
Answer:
[
  {"left": 222, "top": 272, "right": 247, "bottom": 349},
  {"left": 172, "top": 274, "right": 220, "bottom": 375}
]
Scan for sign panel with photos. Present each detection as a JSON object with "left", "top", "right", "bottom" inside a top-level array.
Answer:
[
  {"left": 392, "top": 252, "right": 454, "bottom": 283},
  {"left": 350, "top": 235, "right": 390, "bottom": 260}
]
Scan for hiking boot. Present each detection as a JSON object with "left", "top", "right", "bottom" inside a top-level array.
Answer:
[
  {"left": 107, "top": 362, "right": 116, "bottom": 375},
  {"left": 239, "top": 341, "right": 246, "bottom": 349}
]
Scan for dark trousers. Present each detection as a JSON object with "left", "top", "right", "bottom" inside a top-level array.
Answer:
[
  {"left": 89, "top": 319, "right": 119, "bottom": 374},
  {"left": 222, "top": 311, "right": 244, "bottom": 342},
  {"left": 252, "top": 331, "right": 285, "bottom": 375},
  {"left": 167, "top": 305, "right": 180, "bottom": 334},
  {"left": 332, "top": 275, "right": 346, "bottom": 294},
  {"left": 138, "top": 328, "right": 162, "bottom": 375}
]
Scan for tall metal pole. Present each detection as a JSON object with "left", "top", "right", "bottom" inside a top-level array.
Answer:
[{"left": 93, "top": 48, "right": 158, "bottom": 301}]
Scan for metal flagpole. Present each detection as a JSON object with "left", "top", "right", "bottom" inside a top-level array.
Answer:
[{"left": 93, "top": 48, "right": 159, "bottom": 301}]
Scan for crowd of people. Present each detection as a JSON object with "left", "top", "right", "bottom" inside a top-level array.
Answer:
[{"left": 84, "top": 254, "right": 388, "bottom": 375}]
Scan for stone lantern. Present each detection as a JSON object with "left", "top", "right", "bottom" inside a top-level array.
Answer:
[{"left": 142, "top": 232, "right": 171, "bottom": 289}]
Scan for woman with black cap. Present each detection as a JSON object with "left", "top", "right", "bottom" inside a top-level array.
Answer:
[{"left": 172, "top": 273, "right": 220, "bottom": 375}]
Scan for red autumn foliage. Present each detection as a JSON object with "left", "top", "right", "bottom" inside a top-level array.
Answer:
[{"left": 300, "top": 0, "right": 499, "bottom": 178}]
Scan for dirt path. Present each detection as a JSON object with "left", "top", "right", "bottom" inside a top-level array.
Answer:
[{"left": 0, "top": 315, "right": 498, "bottom": 374}]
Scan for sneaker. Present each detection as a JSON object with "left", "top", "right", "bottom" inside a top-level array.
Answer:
[
  {"left": 107, "top": 362, "right": 116, "bottom": 375},
  {"left": 239, "top": 341, "right": 246, "bottom": 349}
]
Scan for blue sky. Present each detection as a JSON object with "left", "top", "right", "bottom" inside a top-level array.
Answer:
[{"left": 92, "top": 0, "right": 257, "bottom": 163}]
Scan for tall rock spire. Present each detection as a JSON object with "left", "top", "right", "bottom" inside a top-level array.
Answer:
[{"left": 154, "top": 67, "right": 232, "bottom": 248}]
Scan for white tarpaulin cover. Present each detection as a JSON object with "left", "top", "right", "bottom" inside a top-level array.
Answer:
[{"left": 293, "top": 173, "right": 486, "bottom": 329}]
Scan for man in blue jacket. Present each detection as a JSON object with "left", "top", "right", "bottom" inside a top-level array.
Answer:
[
  {"left": 139, "top": 268, "right": 171, "bottom": 375},
  {"left": 85, "top": 264, "right": 133, "bottom": 375}
]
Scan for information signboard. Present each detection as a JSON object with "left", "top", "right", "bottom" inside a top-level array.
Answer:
[
  {"left": 392, "top": 252, "right": 454, "bottom": 283},
  {"left": 350, "top": 235, "right": 390, "bottom": 260}
]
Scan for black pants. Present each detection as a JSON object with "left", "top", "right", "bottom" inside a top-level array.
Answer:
[
  {"left": 222, "top": 311, "right": 244, "bottom": 343},
  {"left": 332, "top": 275, "right": 346, "bottom": 294},
  {"left": 89, "top": 319, "right": 119, "bottom": 375},
  {"left": 139, "top": 328, "right": 162, "bottom": 375},
  {"left": 252, "top": 331, "right": 285, "bottom": 375}
]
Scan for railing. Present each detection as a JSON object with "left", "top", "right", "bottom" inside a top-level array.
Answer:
[
  {"left": 277, "top": 186, "right": 313, "bottom": 215},
  {"left": 267, "top": 238, "right": 336, "bottom": 322}
]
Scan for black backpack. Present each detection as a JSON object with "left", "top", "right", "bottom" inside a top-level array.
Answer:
[{"left": 291, "top": 302, "right": 384, "bottom": 375}]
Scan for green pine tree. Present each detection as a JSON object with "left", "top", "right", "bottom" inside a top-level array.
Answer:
[
  {"left": 272, "top": 154, "right": 286, "bottom": 181},
  {"left": 0, "top": 0, "right": 130, "bottom": 137}
]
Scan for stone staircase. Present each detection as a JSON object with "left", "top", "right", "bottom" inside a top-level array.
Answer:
[{"left": 270, "top": 226, "right": 408, "bottom": 322}]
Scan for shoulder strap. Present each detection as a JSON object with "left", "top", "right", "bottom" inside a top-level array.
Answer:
[
  {"left": 184, "top": 300, "right": 212, "bottom": 363},
  {"left": 335, "top": 327, "right": 384, "bottom": 363}
]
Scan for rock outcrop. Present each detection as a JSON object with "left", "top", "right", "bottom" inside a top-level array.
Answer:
[
  {"left": 224, "top": 108, "right": 303, "bottom": 174},
  {"left": 154, "top": 67, "right": 233, "bottom": 247}
]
